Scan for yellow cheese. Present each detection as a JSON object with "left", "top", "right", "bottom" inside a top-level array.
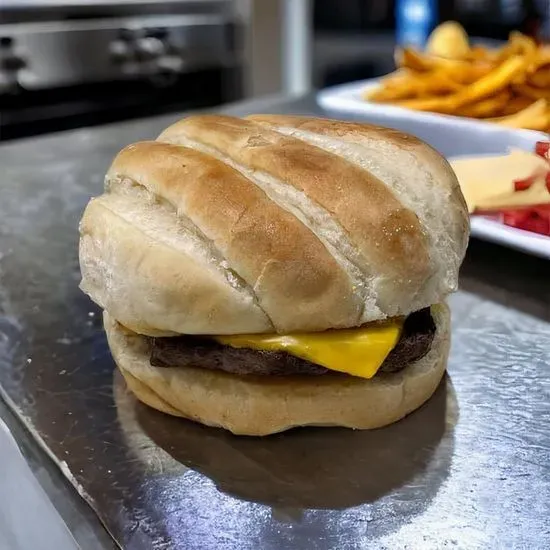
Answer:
[
  {"left": 450, "top": 149, "right": 549, "bottom": 213},
  {"left": 215, "top": 320, "right": 403, "bottom": 379}
]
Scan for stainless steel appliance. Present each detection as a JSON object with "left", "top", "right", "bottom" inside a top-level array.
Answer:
[{"left": 0, "top": 1, "right": 242, "bottom": 140}]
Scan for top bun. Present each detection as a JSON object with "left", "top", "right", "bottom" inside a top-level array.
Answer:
[{"left": 79, "top": 114, "right": 469, "bottom": 336}]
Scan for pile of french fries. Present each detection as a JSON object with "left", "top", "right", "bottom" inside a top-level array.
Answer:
[{"left": 364, "top": 22, "right": 550, "bottom": 132}]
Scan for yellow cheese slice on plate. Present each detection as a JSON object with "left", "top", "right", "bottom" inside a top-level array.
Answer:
[{"left": 450, "top": 148, "right": 549, "bottom": 212}]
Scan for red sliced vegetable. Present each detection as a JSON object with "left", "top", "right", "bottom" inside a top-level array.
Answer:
[
  {"left": 502, "top": 205, "right": 550, "bottom": 236},
  {"left": 513, "top": 165, "right": 548, "bottom": 191},
  {"left": 514, "top": 175, "right": 537, "bottom": 191},
  {"left": 473, "top": 204, "right": 544, "bottom": 216},
  {"left": 535, "top": 141, "right": 550, "bottom": 160},
  {"left": 471, "top": 142, "right": 550, "bottom": 237},
  {"left": 473, "top": 204, "right": 550, "bottom": 237}
]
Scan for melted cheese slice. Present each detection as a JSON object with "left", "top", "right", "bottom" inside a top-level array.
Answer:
[{"left": 215, "top": 320, "right": 403, "bottom": 379}]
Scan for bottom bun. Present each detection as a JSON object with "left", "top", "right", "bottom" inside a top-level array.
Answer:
[{"left": 104, "top": 304, "right": 450, "bottom": 436}]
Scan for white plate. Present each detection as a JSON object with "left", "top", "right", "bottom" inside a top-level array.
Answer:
[
  {"left": 468, "top": 216, "right": 550, "bottom": 259},
  {"left": 317, "top": 79, "right": 550, "bottom": 259},
  {"left": 319, "top": 78, "right": 544, "bottom": 132},
  {"left": 447, "top": 153, "right": 550, "bottom": 260}
]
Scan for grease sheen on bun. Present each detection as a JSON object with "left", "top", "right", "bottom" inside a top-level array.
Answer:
[{"left": 79, "top": 114, "right": 468, "bottom": 336}]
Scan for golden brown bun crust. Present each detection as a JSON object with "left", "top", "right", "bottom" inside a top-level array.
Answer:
[
  {"left": 95, "top": 141, "right": 360, "bottom": 334},
  {"left": 247, "top": 113, "right": 468, "bottom": 232},
  {"left": 246, "top": 114, "right": 470, "bottom": 297},
  {"left": 80, "top": 114, "right": 469, "bottom": 335},
  {"left": 105, "top": 304, "right": 451, "bottom": 436},
  {"left": 79, "top": 194, "right": 272, "bottom": 336},
  {"left": 158, "top": 115, "right": 431, "bottom": 286}
]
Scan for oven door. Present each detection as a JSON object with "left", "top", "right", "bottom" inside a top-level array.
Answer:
[{"left": 0, "top": 13, "right": 242, "bottom": 140}]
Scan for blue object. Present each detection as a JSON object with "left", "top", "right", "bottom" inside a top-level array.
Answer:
[{"left": 395, "top": 0, "right": 439, "bottom": 49}]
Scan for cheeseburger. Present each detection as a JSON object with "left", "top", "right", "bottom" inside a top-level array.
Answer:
[{"left": 79, "top": 114, "right": 469, "bottom": 436}]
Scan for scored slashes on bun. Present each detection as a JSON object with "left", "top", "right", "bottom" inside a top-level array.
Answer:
[{"left": 80, "top": 114, "right": 469, "bottom": 435}]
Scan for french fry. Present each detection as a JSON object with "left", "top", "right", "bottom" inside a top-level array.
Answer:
[
  {"left": 396, "top": 56, "right": 526, "bottom": 112},
  {"left": 494, "top": 32, "right": 537, "bottom": 64},
  {"left": 366, "top": 85, "right": 413, "bottom": 102},
  {"left": 451, "top": 56, "right": 527, "bottom": 104},
  {"left": 500, "top": 95, "right": 535, "bottom": 116},
  {"left": 528, "top": 68, "right": 550, "bottom": 88},
  {"left": 364, "top": 71, "right": 415, "bottom": 101},
  {"left": 379, "top": 68, "right": 409, "bottom": 84},
  {"left": 393, "top": 95, "right": 454, "bottom": 113},
  {"left": 366, "top": 71, "right": 462, "bottom": 102},
  {"left": 512, "top": 83, "right": 550, "bottom": 101},
  {"left": 454, "top": 90, "right": 511, "bottom": 118},
  {"left": 397, "top": 47, "right": 495, "bottom": 80},
  {"left": 444, "top": 62, "right": 495, "bottom": 85},
  {"left": 488, "top": 99, "right": 550, "bottom": 130},
  {"left": 365, "top": 23, "right": 550, "bottom": 132},
  {"left": 396, "top": 48, "right": 433, "bottom": 72},
  {"left": 509, "top": 32, "right": 538, "bottom": 57},
  {"left": 466, "top": 45, "right": 492, "bottom": 62},
  {"left": 525, "top": 48, "right": 550, "bottom": 74}
]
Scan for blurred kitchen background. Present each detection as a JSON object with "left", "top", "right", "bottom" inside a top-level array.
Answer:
[{"left": 1, "top": 0, "right": 548, "bottom": 141}]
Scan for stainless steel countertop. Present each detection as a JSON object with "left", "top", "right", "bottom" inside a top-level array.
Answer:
[{"left": 1, "top": 94, "right": 549, "bottom": 550}]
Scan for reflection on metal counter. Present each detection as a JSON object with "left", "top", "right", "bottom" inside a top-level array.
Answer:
[{"left": 114, "top": 370, "right": 457, "bottom": 512}]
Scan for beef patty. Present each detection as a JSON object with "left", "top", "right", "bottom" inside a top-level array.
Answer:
[{"left": 150, "top": 308, "right": 436, "bottom": 378}]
